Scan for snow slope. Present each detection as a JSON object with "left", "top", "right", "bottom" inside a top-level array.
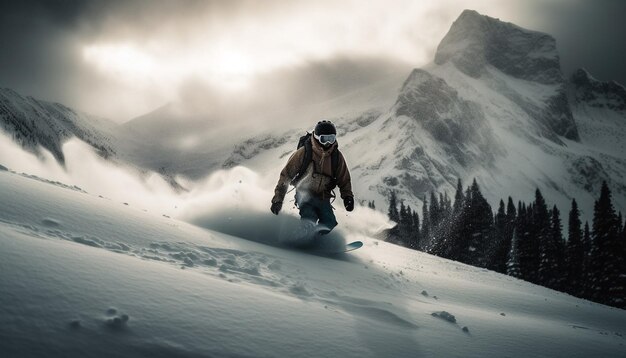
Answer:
[
  {"left": 1, "top": 168, "right": 624, "bottom": 357},
  {"left": 0, "top": 88, "right": 117, "bottom": 164}
]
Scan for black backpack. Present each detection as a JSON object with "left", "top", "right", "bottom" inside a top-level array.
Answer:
[{"left": 291, "top": 132, "right": 340, "bottom": 190}]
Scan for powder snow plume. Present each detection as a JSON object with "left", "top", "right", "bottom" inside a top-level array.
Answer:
[{"left": 0, "top": 132, "right": 391, "bottom": 247}]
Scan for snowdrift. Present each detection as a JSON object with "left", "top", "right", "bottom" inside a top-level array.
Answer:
[{"left": 0, "top": 168, "right": 625, "bottom": 357}]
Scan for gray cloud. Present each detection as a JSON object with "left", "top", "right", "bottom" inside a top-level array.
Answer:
[
  {"left": 0, "top": 0, "right": 624, "bottom": 122},
  {"left": 171, "top": 56, "right": 411, "bottom": 129},
  {"left": 511, "top": 0, "right": 626, "bottom": 84}
]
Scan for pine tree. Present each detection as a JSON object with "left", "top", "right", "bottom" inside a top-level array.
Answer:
[
  {"left": 505, "top": 197, "right": 517, "bottom": 257},
  {"left": 462, "top": 179, "right": 493, "bottom": 267},
  {"left": 421, "top": 196, "right": 430, "bottom": 250},
  {"left": 516, "top": 201, "right": 531, "bottom": 282},
  {"left": 581, "top": 221, "right": 593, "bottom": 298},
  {"left": 537, "top": 205, "right": 565, "bottom": 290},
  {"left": 553, "top": 205, "right": 566, "bottom": 289},
  {"left": 409, "top": 210, "right": 421, "bottom": 249},
  {"left": 507, "top": 228, "right": 522, "bottom": 278},
  {"left": 430, "top": 192, "right": 440, "bottom": 230},
  {"left": 433, "top": 181, "right": 465, "bottom": 260},
  {"left": 406, "top": 205, "right": 413, "bottom": 226},
  {"left": 489, "top": 199, "right": 509, "bottom": 273},
  {"left": 566, "top": 199, "right": 584, "bottom": 296},
  {"left": 588, "top": 181, "right": 624, "bottom": 307},
  {"left": 439, "top": 192, "right": 451, "bottom": 226},
  {"left": 506, "top": 198, "right": 517, "bottom": 227},
  {"left": 583, "top": 221, "right": 592, "bottom": 259},
  {"left": 555, "top": 210, "right": 567, "bottom": 290},
  {"left": 515, "top": 201, "right": 527, "bottom": 266},
  {"left": 429, "top": 191, "right": 453, "bottom": 252},
  {"left": 385, "top": 191, "right": 401, "bottom": 243},
  {"left": 521, "top": 189, "right": 549, "bottom": 284},
  {"left": 388, "top": 191, "right": 399, "bottom": 223},
  {"left": 453, "top": 178, "right": 464, "bottom": 214},
  {"left": 399, "top": 203, "right": 413, "bottom": 246},
  {"left": 443, "top": 192, "right": 452, "bottom": 218},
  {"left": 456, "top": 186, "right": 473, "bottom": 262},
  {"left": 412, "top": 210, "right": 420, "bottom": 233}
]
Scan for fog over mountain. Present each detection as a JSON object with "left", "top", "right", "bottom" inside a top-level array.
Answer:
[
  {"left": 2, "top": 9, "right": 625, "bottom": 223},
  {"left": 1, "top": 0, "right": 625, "bottom": 122}
]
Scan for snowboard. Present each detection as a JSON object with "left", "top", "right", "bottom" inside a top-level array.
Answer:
[
  {"left": 309, "top": 240, "right": 363, "bottom": 254},
  {"left": 340, "top": 240, "right": 364, "bottom": 253},
  {"left": 289, "top": 224, "right": 363, "bottom": 254},
  {"left": 290, "top": 235, "right": 363, "bottom": 254}
]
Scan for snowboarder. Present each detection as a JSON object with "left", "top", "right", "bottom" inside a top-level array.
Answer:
[{"left": 270, "top": 120, "right": 354, "bottom": 235}]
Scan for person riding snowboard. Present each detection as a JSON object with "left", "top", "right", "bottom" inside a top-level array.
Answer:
[{"left": 270, "top": 120, "right": 354, "bottom": 234}]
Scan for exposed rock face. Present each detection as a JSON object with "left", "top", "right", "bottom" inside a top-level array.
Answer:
[
  {"left": 568, "top": 156, "right": 610, "bottom": 193},
  {"left": 570, "top": 68, "right": 626, "bottom": 111},
  {"left": 435, "top": 9, "right": 561, "bottom": 84},
  {"left": 394, "top": 69, "right": 497, "bottom": 167},
  {"left": 434, "top": 9, "right": 579, "bottom": 141},
  {"left": 396, "top": 70, "right": 482, "bottom": 145}
]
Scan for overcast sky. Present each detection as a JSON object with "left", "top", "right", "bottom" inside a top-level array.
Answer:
[{"left": 0, "top": 0, "right": 624, "bottom": 122}]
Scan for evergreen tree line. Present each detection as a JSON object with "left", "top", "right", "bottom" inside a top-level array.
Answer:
[{"left": 385, "top": 179, "right": 626, "bottom": 309}]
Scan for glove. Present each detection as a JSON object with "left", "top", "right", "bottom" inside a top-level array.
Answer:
[
  {"left": 271, "top": 201, "right": 282, "bottom": 215},
  {"left": 344, "top": 197, "right": 354, "bottom": 212}
]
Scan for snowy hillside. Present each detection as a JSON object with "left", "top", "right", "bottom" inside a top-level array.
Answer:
[
  {"left": 0, "top": 88, "right": 117, "bottom": 164},
  {"left": 1, "top": 166, "right": 625, "bottom": 357}
]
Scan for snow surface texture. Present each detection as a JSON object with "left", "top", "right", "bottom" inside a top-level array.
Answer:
[{"left": 1, "top": 167, "right": 625, "bottom": 357}]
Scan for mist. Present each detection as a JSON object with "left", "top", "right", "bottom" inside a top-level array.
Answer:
[
  {"left": 0, "top": 132, "right": 392, "bottom": 245},
  {"left": 3, "top": 0, "right": 624, "bottom": 123}
]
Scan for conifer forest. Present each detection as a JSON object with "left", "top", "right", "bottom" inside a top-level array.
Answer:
[{"left": 384, "top": 180, "right": 626, "bottom": 309}]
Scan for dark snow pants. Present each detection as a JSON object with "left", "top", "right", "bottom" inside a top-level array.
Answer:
[{"left": 296, "top": 193, "right": 337, "bottom": 231}]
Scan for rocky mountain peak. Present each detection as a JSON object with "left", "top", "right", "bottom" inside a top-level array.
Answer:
[
  {"left": 571, "top": 68, "right": 626, "bottom": 111},
  {"left": 435, "top": 9, "right": 562, "bottom": 85}
]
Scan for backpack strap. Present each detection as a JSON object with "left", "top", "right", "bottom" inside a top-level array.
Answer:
[
  {"left": 291, "top": 136, "right": 312, "bottom": 186},
  {"left": 328, "top": 147, "right": 340, "bottom": 190}
]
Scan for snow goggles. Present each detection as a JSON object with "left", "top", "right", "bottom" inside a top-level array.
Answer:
[{"left": 314, "top": 133, "right": 336, "bottom": 145}]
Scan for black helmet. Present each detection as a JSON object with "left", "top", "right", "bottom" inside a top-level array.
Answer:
[{"left": 314, "top": 120, "right": 336, "bottom": 135}]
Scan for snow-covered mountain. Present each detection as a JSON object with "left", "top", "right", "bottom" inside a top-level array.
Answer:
[
  {"left": 0, "top": 88, "right": 118, "bottom": 165},
  {"left": 359, "top": 9, "right": 626, "bottom": 216},
  {"left": 434, "top": 10, "right": 579, "bottom": 142},
  {"left": 223, "top": 10, "right": 626, "bottom": 219}
]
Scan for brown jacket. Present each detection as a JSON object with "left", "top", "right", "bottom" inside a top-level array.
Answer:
[{"left": 272, "top": 138, "right": 353, "bottom": 203}]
